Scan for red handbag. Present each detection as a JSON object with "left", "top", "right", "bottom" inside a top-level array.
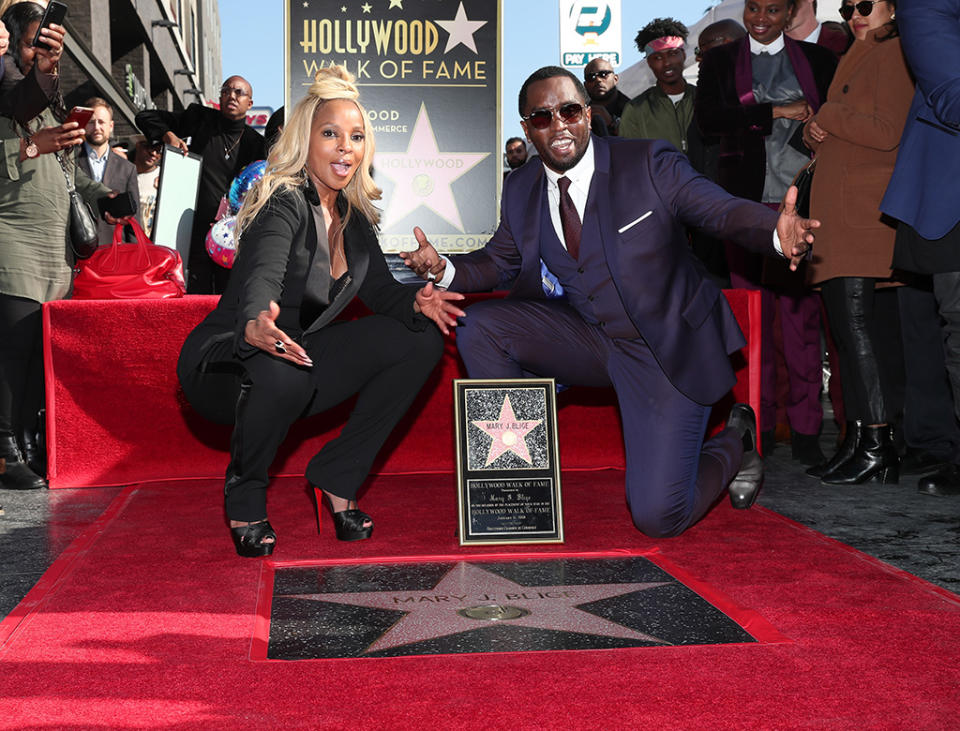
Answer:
[{"left": 72, "top": 218, "right": 186, "bottom": 300}]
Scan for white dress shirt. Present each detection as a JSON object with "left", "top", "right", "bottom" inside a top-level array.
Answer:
[
  {"left": 83, "top": 142, "right": 108, "bottom": 183},
  {"left": 435, "top": 142, "right": 595, "bottom": 288},
  {"left": 749, "top": 33, "right": 786, "bottom": 55},
  {"left": 801, "top": 24, "right": 823, "bottom": 44}
]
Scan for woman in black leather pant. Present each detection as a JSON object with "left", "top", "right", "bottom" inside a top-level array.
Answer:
[{"left": 800, "top": 0, "right": 912, "bottom": 484}]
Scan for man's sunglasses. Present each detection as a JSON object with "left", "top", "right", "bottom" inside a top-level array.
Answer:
[
  {"left": 839, "top": 0, "right": 886, "bottom": 20},
  {"left": 522, "top": 103, "right": 585, "bottom": 130},
  {"left": 584, "top": 69, "right": 614, "bottom": 82}
]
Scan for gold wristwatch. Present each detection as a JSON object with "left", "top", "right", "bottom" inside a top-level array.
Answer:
[{"left": 24, "top": 137, "right": 39, "bottom": 159}]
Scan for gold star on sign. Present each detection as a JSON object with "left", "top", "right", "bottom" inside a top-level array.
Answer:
[
  {"left": 361, "top": 1, "right": 371, "bottom": 11},
  {"left": 389, "top": 0, "right": 402, "bottom": 8}
]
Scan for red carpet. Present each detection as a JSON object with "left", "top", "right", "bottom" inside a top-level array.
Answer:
[{"left": 1, "top": 472, "right": 958, "bottom": 729}]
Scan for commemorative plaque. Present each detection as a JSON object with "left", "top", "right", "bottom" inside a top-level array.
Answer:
[{"left": 453, "top": 379, "right": 563, "bottom": 545}]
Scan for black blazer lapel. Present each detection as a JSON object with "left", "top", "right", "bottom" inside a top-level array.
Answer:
[
  {"left": 77, "top": 146, "right": 94, "bottom": 179},
  {"left": 302, "top": 195, "right": 369, "bottom": 335}
]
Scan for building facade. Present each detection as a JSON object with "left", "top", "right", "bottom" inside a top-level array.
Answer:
[{"left": 55, "top": 0, "right": 222, "bottom": 144}]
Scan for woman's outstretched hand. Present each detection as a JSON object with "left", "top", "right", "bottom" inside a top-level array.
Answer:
[
  {"left": 414, "top": 281, "right": 466, "bottom": 335},
  {"left": 244, "top": 301, "right": 314, "bottom": 366}
]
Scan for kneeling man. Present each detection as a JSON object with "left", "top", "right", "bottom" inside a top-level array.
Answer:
[{"left": 403, "top": 66, "right": 816, "bottom": 537}]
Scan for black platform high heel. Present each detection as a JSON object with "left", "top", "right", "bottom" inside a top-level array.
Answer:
[
  {"left": 230, "top": 520, "right": 277, "bottom": 557},
  {"left": 314, "top": 487, "right": 374, "bottom": 541}
]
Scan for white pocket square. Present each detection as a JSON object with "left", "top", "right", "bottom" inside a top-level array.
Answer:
[{"left": 618, "top": 211, "right": 653, "bottom": 234}]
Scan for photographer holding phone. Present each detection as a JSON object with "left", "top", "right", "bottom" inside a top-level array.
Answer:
[{"left": 0, "top": 2, "right": 112, "bottom": 491}]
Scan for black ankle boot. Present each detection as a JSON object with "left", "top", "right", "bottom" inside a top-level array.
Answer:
[
  {"left": 20, "top": 426, "right": 45, "bottom": 478},
  {"left": 807, "top": 420, "right": 862, "bottom": 478},
  {"left": 0, "top": 434, "right": 47, "bottom": 490},
  {"left": 821, "top": 424, "right": 899, "bottom": 485}
]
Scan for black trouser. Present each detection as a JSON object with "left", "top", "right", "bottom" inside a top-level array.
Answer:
[
  {"left": 897, "top": 276, "right": 960, "bottom": 459},
  {"left": 0, "top": 294, "right": 43, "bottom": 439},
  {"left": 179, "top": 315, "right": 443, "bottom": 522},
  {"left": 820, "top": 277, "right": 904, "bottom": 425}
]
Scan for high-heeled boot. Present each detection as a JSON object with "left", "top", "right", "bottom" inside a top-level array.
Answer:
[
  {"left": 0, "top": 433, "right": 46, "bottom": 490},
  {"left": 806, "top": 421, "right": 862, "bottom": 478},
  {"left": 821, "top": 424, "right": 899, "bottom": 485}
]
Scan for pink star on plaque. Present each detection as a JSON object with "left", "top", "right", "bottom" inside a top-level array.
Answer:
[{"left": 471, "top": 395, "right": 543, "bottom": 466}]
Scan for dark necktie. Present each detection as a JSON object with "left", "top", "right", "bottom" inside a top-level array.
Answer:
[{"left": 558, "top": 176, "right": 581, "bottom": 260}]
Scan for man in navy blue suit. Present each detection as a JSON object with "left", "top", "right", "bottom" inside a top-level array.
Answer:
[
  {"left": 882, "top": 0, "right": 960, "bottom": 497},
  {"left": 402, "top": 66, "right": 818, "bottom": 536}
]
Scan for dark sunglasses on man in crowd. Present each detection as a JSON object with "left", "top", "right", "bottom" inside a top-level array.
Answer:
[
  {"left": 584, "top": 69, "right": 614, "bottom": 82},
  {"left": 839, "top": 0, "right": 886, "bottom": 20},
  {"left": 522, "top": 103, "right": 585, "bottom": 130}
]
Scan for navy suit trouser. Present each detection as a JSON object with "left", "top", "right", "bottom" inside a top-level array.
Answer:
[{"left": 455, "top": 299, "right": 744, "bottom": 538}]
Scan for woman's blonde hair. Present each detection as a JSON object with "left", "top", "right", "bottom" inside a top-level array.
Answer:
[{"left": 236, "top": 65, "right": 381, "bottom": 239}]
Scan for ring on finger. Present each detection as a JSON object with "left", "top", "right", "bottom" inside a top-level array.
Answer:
[{"left": 274, "top": 339, "right": 286, "bottom": 354}]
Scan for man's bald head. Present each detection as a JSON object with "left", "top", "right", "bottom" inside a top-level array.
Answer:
[
  {"left": 219, "top": 75, "right": 253, "bottom": 121},
  {"left": 583, "top": 58, "right": 618, "bottom": 103}
]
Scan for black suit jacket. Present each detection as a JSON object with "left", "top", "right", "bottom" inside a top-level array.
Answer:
[
  {"left": 179, "top": 181, "right": 428, "bottom": 373},
  {"left": 76, "top": 146, "right": 140, "bottom": 245},
  {"left": 695, "top": 36, "right": 837, "bottom": 201}
]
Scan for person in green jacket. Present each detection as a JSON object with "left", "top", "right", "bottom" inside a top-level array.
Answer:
[{"left": 619, "top": 18, "right": 697, "bottom": 154}]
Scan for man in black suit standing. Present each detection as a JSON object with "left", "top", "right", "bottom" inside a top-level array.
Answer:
[{"left": 77, "top": 97, "right": 139, "bottom": 246}]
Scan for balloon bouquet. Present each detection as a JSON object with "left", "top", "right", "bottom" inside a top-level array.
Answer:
[{"left": 205, "top": 159, "right": 266, "bottom": 268}]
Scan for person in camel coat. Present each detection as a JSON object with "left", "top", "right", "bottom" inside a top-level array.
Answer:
[{"left": 801, "top": 0, "right": 914, "bottom": 485}]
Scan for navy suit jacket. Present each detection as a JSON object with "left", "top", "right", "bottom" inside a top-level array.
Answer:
[
  {"left": 881, "top": 0, "right": 960, "bottom": 239},
  {"left": 450, "top": 136, "right": 780, "bottom": 405}
]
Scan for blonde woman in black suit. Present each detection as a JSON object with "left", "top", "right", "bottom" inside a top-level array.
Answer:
[{"left": 177, "top": 66, "right": 464, "bottom": 557}]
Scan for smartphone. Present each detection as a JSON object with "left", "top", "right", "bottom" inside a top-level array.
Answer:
[
  {"left": 64, "top": 106, "right": 94, "bottom": 129},
  {"left": 31, "top": 1, "right": 68, "bottom": 50},
  {"left": 97, "top": 192, "right": 136, "bottom": 220}
]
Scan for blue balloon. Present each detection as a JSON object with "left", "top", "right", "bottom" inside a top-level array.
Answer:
[{"left": 228, "top": 159, "right": 266, "bottom": 213}]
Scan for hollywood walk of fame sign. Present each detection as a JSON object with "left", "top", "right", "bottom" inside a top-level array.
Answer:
[
  {"left": 453, "top": 379, "right": 563, "bottom": 545},
  {"left": 260, "top": 555, "right": 763, "bottom": 660},
  {"left": 285, "top": 0, "right": 500, "bottom": 255}
]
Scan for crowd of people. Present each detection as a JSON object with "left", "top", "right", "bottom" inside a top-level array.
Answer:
[
  {"left": 500, "top": 0, "right": 960, "bottom": 499},
  {"left": 0, "top": 0, "right": 957, "bottom": 548}
]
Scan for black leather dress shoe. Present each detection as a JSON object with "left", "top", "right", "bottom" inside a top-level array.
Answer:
[
  {"left": 917, "top": 464, "right": 960, "bottom": 496},
  {"left": 900, "top": 448, "right": 946, "bottom": 476},
  {"left": 727, "top": 404, "right": 763, "bottom": 509}
]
